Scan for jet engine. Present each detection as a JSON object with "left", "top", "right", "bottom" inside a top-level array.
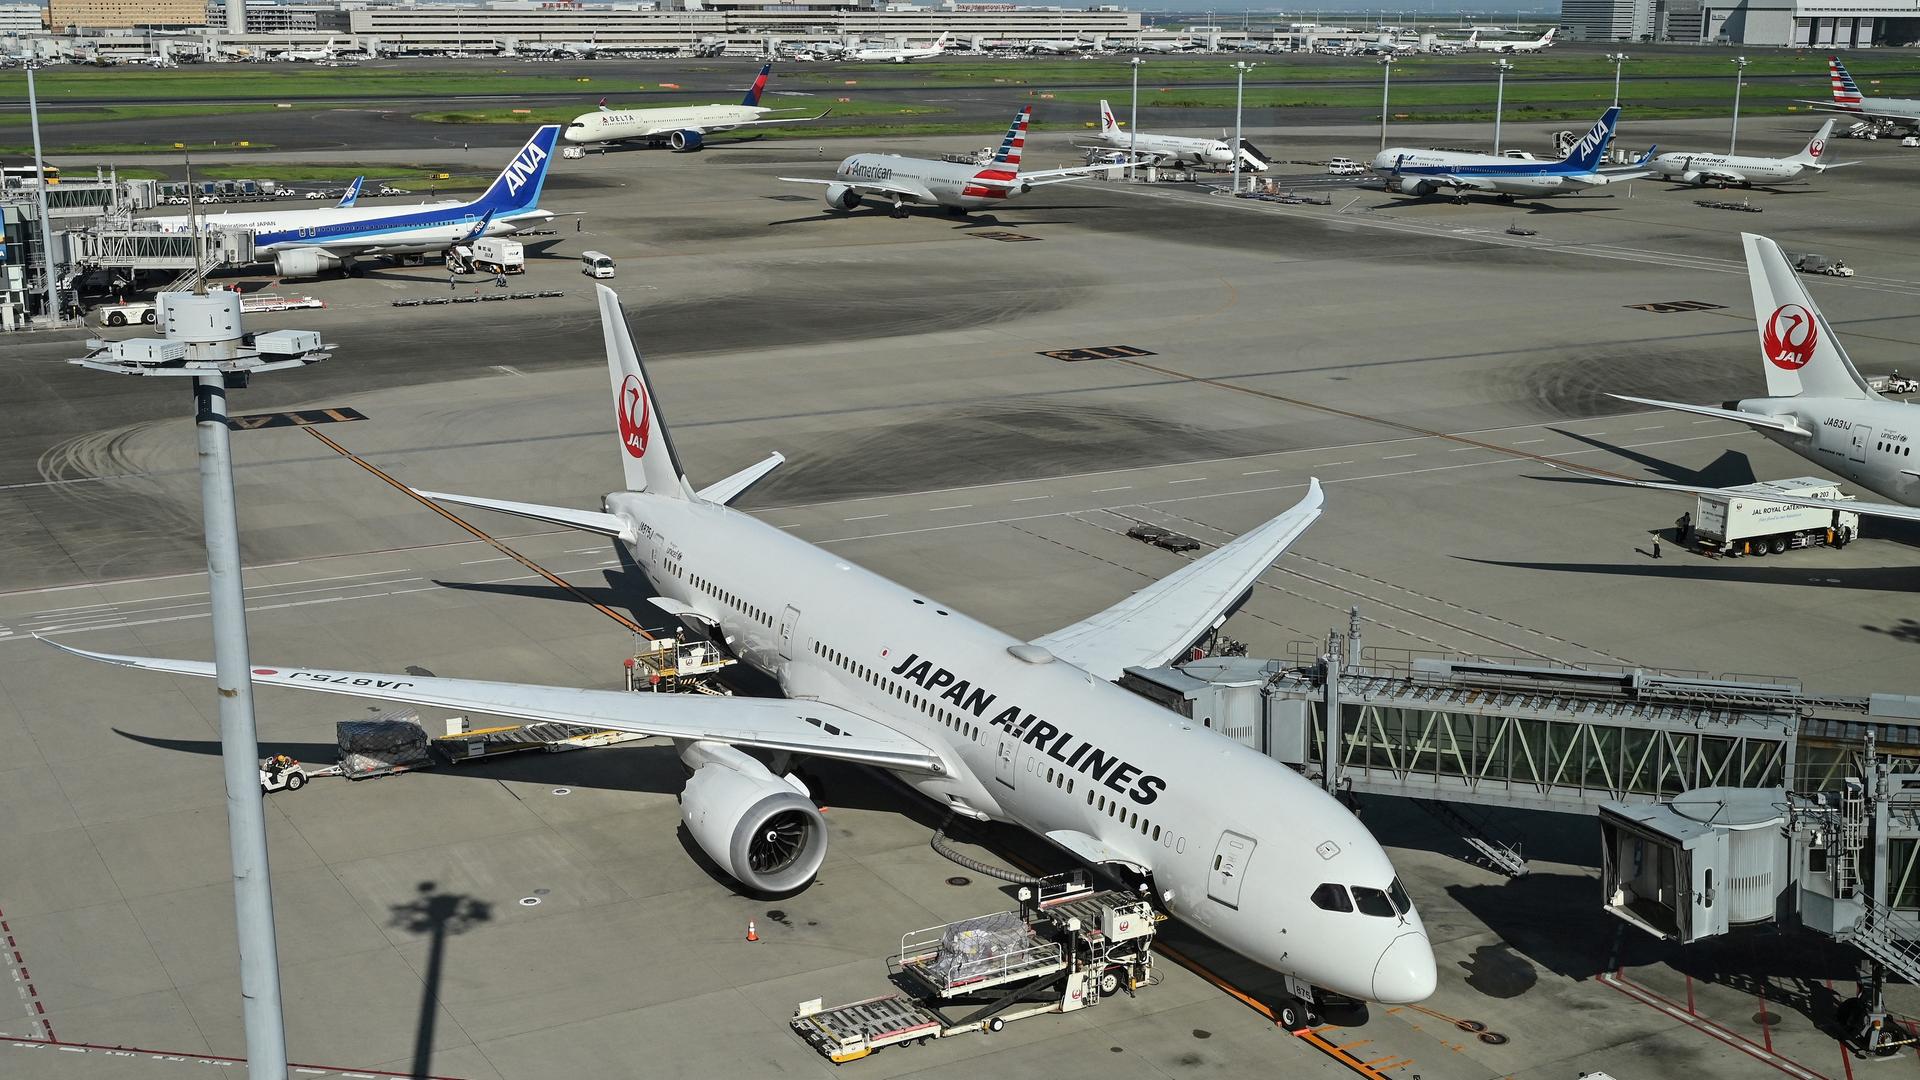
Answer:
[
  {"left": 668, "top": 129, "right": 705, "bottom": 152},
  {"left": 1397, "top": 177, "right": 1437, "bottom": 197},
  {"left": 823, "top": 183, "right": 863, "bottom": 211},
  {"left": 680, "top": 742, "right": 826, "bottom": 895},
  {"left": 273, "top": 247, "right": 342, "bottom": 278}
]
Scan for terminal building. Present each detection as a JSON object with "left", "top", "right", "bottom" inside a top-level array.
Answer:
[{"left": 1561, "top": 0, "right": 1920, "bottom": 44}]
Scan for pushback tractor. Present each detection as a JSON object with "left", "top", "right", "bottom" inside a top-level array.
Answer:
[{"left": 792, "top": 876, "right": 1159, "bottom": 1064}]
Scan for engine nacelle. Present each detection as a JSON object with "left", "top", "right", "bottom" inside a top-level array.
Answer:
[
  {"left": 680, "top": 742, "right": 826, "bottom": 895},
  {"left": 1397, "top": 177, "right": 1436, "bottom": 197},
  {"left": 668, "top": 129, "right": 705, "bottom": 152},
  {"left": 824, "top": 183, "right": 863, "bottom": 212},
  {"left": 1682, "top": 172, "right": 1707, "bottom": 186},
  {"left": 273, "top": 247, "right": 342, "bottom": 278}
]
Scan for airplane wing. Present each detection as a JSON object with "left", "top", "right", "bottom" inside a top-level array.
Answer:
[
  {"left": 46, "top": 640, "right": 944, "bottom": 773},
  {"left": 777, "top": 176, "right": 937, "bottom": 203},
  {"left": 713, "top": 109, "right": 832, "bottom": 131},
  {"left": 1032, "top": 479, "right": 1324, "bottom": 681},
  {"left": 1795, "top": 101, "right": 1920, "bottom": 124},
  {"left": 1552, "top": 470, "right": 1920, "bottom": 524},
  {"left": 1609, "top": 393, "right": 1813, "bottom": 437},
  {"left": 1017, "top": 162, "right": 1133, "bottom": 186}
]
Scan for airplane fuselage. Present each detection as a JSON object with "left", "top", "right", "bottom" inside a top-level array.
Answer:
[
  {"left": 1651, "top": 152, "right": 1808, "bottom": 185},
  {"left": 146, "top": 202, "right": 545, "bottom": 256},
  {"left": 1100, "top": 129, "right": 1232, "bottom": 166},
  {"left": 834, "top": 152, "right": 1031, "bottom": 210},
  {"left": 565, "top": 103, "right": 771, "bottom": 144},
  {"left": 600, "top": 485, "right": 1435, "bottom": 1004},
  {"left": 1375, "top": 148, "right": 1613, "bottom": 196},
  {"left": 1741, "top": 396, "right": 1920, "bottom": 505}
]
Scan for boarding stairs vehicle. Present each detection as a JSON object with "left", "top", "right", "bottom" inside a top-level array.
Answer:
[
  {"left": 792, "top": 875, "right": 1159, "bottom": 1063},
  {"left": 1236, "top": 139, "right": 1272, "bottom": 172}
]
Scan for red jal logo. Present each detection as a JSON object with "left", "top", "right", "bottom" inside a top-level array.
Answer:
[
  {"left": 1762, "top": 304, "right": 1818, "bottom": 370},
  {"left": 1809, "top": 138, "right": 1826, "bottom": 158},
  {"left": 617, "top": 373, "right": 651, "bottom": 458}
]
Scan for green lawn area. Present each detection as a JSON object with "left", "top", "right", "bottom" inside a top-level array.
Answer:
[
  {"left": 0, "top": 68, "right": 666, "bottom": 101},
  {"left": 109, "top": 162, "right": 488, "bottom": 186},
  {"left": 0, "top": 102, "right": 319, "bottom": 127},
  {"left": 416, "top": 93, "right": 947, "bottom": 125}
]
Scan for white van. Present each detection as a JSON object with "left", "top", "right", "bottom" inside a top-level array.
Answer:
[
  {"left": 1327, "top": 157, "right": 1365, "bottom": 175},
  {"left": 581, "top": 251, "right": 616, "bottom": 279}
]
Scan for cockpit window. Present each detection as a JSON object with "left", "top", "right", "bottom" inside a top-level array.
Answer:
[
  {"left": 1352, "top": 886, "right": 1395, "bottom": 917},
  {"left": 1310, "top": 883, "right": 1353, "bottom": 913},
  {"left": 1388, "top": 877, "right": 1411, "bottom": 915}
]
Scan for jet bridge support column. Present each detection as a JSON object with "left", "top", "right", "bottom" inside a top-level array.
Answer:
[{"left": 1320, "top": 633, "right": 1342, "bottom": 796}]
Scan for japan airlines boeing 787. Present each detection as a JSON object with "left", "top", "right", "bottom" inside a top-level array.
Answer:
[{"left": 54, "top": 290, "right": 1436, "bottom": 1016}]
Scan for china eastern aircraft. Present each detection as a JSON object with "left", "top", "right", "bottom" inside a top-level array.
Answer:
[
  {"left": 147, "top": 126, "right": 558, "bottom": 278},
  {"left": 1590, "top": 233, "right": 1920, "bottom": 523},
  {"left": 1082, "top": 99, "right": 1233, "bottom": 167},
  {"left": 562, "top": 62, "right": 828, "bottom": 152},
  {"left": 780, "top": 106, "right": 1123, "bottom": 217},
  {"left": 1375, "top": 106, "right": 1652, "bottom": 201},
  {"left": 53, "top": 286, "right": 1437, "bottom": 1023},
  {"left": 1649, "top": 119, "right": 1855, "bottom": 188}
]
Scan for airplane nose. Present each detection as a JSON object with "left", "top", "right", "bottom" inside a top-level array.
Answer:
[{"left": 1372, "top": 932, "right": 1437, "bottom": 1004}]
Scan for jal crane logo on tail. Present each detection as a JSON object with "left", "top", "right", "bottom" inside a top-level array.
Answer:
[
  {"left": 617, "top": 373, "right": 652, "bottom": 458},
  {"left": 1809, "top": 138, "right": 1827, "bottom": 159},
  {"left": 1763, "top": 303, "right": 1818, "bottom": 370}
]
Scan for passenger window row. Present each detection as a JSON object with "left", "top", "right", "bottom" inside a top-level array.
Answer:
[
  {"left": 1083, "top": 783, "right": 1179, "bottom": 850},
  {"left": 688, "top": 572, "right": 773, "bottom": 628},
  {"left": 1310, "top": 878, "right": 1413, "bottom": 918},
  {"left": 812, "top": 642, "right": 981, "bottom": 743},
  {"left": 1875, "top": 440, "right": 1911, "bottom": 457}
]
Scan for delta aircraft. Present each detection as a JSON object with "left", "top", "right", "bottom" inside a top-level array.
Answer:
[
  {"left": 52, "top": 285, "right": 1437, "bottom": 1026},
  {"left": 1593, "top": 233, "right": 1920, "bottom": 523},
  {"left": 1083, "top": 99, "right": 1233, "bottom": 167},
  {"left": 1801, "top": 56, "right": 1920, "bottom": 130},
  {"left": 1375, "top": 106, "right": 1652, "bottom": 201},
  {"left": 1649, "top": 119, "right": 1855, "bottom": 188},
  {"left": 781, "top": 106, "right": 1126, "bottom": 217},
  {"left": 563, "top": 62, "right": 828, "bottom": 151},
  {"left": 147, "top": 126, "right": 558, "bottom": 278}
]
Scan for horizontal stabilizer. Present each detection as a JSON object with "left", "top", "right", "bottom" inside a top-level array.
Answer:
[
  {"left": 696, "top": 452, "right": 784, "bottom": 506},
  {"left": 412, "top": 488, "right": 635, "bottom": 540},
  {"left": 1607, "top": 394, "right": 1812, "bottom": 437}
]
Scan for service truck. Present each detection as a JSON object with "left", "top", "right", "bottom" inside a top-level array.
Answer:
[
  {"left": 792, "top": 875, "right": 1159, "bottom": 1064},
  {"left": 448, "top": 237, "right": 525, "bottom": 275},
  {"left": 1690, "top": 477, "right": 1859, "bottom": 557}
]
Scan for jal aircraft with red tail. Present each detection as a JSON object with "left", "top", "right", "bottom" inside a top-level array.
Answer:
[
  {"left": 52, "top": 285, "right": 1437, "bottom": 1024},
  {"left": 780, "top": 106, "right": 1122, "bottom": 217}
]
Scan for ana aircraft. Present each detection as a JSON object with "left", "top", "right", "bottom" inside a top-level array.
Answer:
[
  {"left": 780, "top": 106, "right": 1122, "bottom": 218},
  {"left": 1375, "top": 106, "right": 1651, "bottom": 201},
  {"left": 1598, "top": 233, "right": 1920, "bottom": 522},
  {"left": 850, "top": 32, "right": 948, "bottom": 63},
  {"left": 336, "top": 175, "right": 365, "bottom": 208},
  {"left": 52, "top": 285, "right": 1437, "bottom": 1022},
  {"left": 1464, "top": 27, "right": 1555, "bottom": 52},
  {"left": 1801, "top": 56, "right": 1920, "bottom": 129},
  {"left": 1650, "top": 119, "right": 1854, "bottom": 188},
  {"left": 563, "top": 62, "right": 827, "bottom": 151},
  {"left": 1084, "top": 99, "right": 1232, "bottom": 166},
  {"left": 149, "top": 126, "right": 558, "bottom": 277}
]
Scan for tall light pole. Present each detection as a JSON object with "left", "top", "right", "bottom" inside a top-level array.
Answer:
[
  {"left": 24, "top": 61, "right": 59, "bottom": 325},
  {"left": 67, "top": 299, "right": 331, "bottom": 1080},
  {"left": 1605, "top": 51, "right": 1629, "bottom": 107},
  {"left": 1378, "top": 53, "right": 1394, "bottom": 151},
  {"left": 1129, "top": 55, "right": 1142, "bottom": 180},
  {"left": 1491, "top": 58, "right": 1513, "bottom": 155},
  {"left": 1729, "top": 55, "right": 1750, "bottom": 154},
  {"left": 1231, "top": 60, "right": 1254, "bottom": 193}
]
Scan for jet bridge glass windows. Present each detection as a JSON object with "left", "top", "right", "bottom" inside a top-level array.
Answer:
[
  {"left": 1311, "top": 883, "right": 1354, "bottom": 913},
  {"left": 1352, "top": 886, "right": 1396, "bottom": 918}
]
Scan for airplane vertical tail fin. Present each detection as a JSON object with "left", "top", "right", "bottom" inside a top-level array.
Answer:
[
  {"left": 1539, "top": 28, "right": 1556, "bottom": 45},
  {"left": 598, "top": 286, "right": 691, "bottom": 497},
  {"left": 1829, "top": 56, "right": 1865, "bottom": 110},
  {"left": 336, "top": 175, "right": 364, "bottom": 208},
  {"left": 1745, "top": 233, "right": 1874, "bottom": 400},
  {"left": 1789, "top": 118, "right": 1836, "bottom": 165},
  {"left": 1558, "top": 107, "right": 1619, "bottom": 172},
  {"left": 990, "top": 106, "right": 1031, "bottom": 172},
  {"left": 470, "top": 125, "right": 560, "bottom": 217},
  {"left": 1098, "top": 99, "right": 1122, "bottom": 139},
  {"left": 741, "top": 61, "right": 772, "bottom": 106}
]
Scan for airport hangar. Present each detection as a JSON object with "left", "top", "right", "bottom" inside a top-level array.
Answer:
[{"left": 5, "top": 103, "right": 1920, "bottom": 1080}]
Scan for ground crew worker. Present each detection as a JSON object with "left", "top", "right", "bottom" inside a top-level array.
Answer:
[{"left": 1652, "top": 536, "right": 1662, "bottom": 559}]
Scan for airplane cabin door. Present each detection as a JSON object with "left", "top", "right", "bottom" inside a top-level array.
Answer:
[
  {"left": 777, "top": 605, "right": 800, "bottom": 660},
  {"left": 995, "top": 736, "right": 1018, "bottom": 790},
  {"left": 1208, "top": 831, "right": 1256, "bottom": 910},
  {"left": 1850, "top": 425, "right": 1874, "bottom": 464}
]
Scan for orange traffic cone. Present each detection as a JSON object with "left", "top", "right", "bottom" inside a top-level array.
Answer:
[{"left": 746, "top": 920, "right": 759, "bottom": 942}]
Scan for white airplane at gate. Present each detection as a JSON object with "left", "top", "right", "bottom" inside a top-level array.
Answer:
[
  {"left": 1083, "top": 99, "right": 1233, "bottom": 167},
  {"left": 1595, "top": 233, "right": 1920, "bottom": 523},
  {"left": 1649, "top": 119, "right": 1855, "bottom": 188},
  {"left": 54, "top": 286, "right": 1437, "bottom": 1019}
]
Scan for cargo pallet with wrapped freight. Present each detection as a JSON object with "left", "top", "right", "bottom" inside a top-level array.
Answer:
[{"left": 792, "top": 875, "right": 1159, "bottom": 1064}]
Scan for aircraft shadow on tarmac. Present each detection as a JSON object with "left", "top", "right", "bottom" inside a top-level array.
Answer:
[
  {"left": 1458, "top": 553, "right": 1920, "bottom": 593},
  {"left": 1545, "top": 428, "right": 1759, "bottom": 487},
  {"left": 763, "top": 207, "right": 1097, "bottom": 228}
]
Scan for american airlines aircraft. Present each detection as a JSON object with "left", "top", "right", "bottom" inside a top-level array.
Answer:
[
  {"left": 1083, "top": 100, "right": 1233, "bottom": 167},
  {"left": 149, "top": 126, "right": 558, "bottom": 278},
  {"left": 781, "top": 106, "right": 1122, "bottom": 218},
  {"left": 1598, "top": 233, "right": 1920, "bottom": 523},
  {"left": 1800, "top": 57, "right": 1920, "bottom": 130},
  {"left": 562, "top": 62, "right": 828, "bottom": 151},
  {"left": 54, "top": 286, "right": 1437, "bottom": 1024},
  {"left": 1649, "top": 119, "right": 1854, "bottom": 188},
  {"left": 1375, "top": 106, "right": 1651, "bottom": 201}
]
